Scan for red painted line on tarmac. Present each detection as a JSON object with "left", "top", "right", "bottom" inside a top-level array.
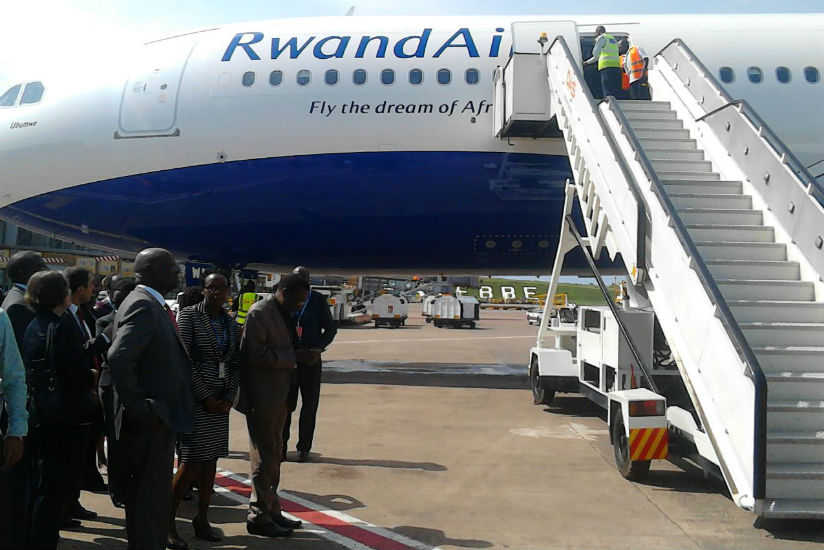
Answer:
[{"left": 214, "top": 473, "right": 415, "bottom": 550}]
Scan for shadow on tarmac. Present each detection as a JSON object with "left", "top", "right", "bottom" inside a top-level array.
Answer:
[
  {"left": 306, "top": 454, "right": 447, "bottom": 472},
  {"left": 540, "top": 395, "right": 605, "bottom": 419},
  {"left": 286, "top": 490, "right": 365, "bottom": 511},
  {"left": 393, "top": 526, "right": 493, "bottom": 548},
  {"left": 753, "top": 518, "right": 824, "bottom": 543}
]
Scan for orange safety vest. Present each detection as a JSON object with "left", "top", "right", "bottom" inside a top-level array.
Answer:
[
  {"left": 627, "top": 46, "right": 646, "bottom": 83},
  {"left": 619, "top": 55, "right": 630, "bottom": 90}
]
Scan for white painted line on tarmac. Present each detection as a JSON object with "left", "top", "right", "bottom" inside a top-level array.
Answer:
[
  {"left": 216, "top": 467, "right": 439, "bottom": 550},
  {"left": 333, "top": 335, "right": 535, "bottom": 345}
]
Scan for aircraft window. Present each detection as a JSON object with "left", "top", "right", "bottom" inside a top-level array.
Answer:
[
  {"left": 776, "top": 67, "right": 791, "bottom": 83},
  {"left": 325, "top": 69, "right": 339, "bottom": 86},
  {"left": 747, "top": 66, "right": 763, "bottom": 83},
  {"left": 242, "top": 71, "right": 255, "bottom": 87},
  {"left": 381, "top": 69, "right": 395, "bottom": 85},
  {"left": 719, "top": 67, "right": 735, "bottom": 83},
  {"left": 20, "top": 81, "right": 44, "bottom": 105},
  {"left": 353, "top": 69, "right": 367, "bottom": 85},
  {"left": 465, "top": 68, "right": 480, "bottom": 85},
  {"left": 297, "top": 70, "right": 311, "bottom": 86},
  {"left": 269, "top": 70, "right": 283, "bottom": 86},
  {"left": 409, "top": 69, "right": 423, "bottom": 85},
  {"left": 0, "top": 84, "right": 21, "bottom": 107},
  {"left": 437, "top": 69, "right": 451, "bottom": 85},
  {"left": 804, "top": 66, "right": 820, "bottom": 83}
]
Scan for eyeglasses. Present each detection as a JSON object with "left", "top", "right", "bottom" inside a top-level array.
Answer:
[{"left": 204, "top": 286, "right": 229, "bottom": 292}]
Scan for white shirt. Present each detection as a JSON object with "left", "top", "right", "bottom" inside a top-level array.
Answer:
[{"left": 137, "top": 284, "right": 167, "bottom": 307}]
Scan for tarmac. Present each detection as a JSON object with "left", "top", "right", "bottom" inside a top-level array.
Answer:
[{"left": 61, "top": 305, "right": 824, "bottom": 549}]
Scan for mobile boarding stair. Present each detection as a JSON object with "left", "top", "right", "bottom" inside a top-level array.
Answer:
[{"left": 494, "top": 25, "right": 824, "bottom": 518}]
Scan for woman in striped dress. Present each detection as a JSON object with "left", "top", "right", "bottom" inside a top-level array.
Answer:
[{"left": 167, "top": 273, "right": 240, "bottom": 549}]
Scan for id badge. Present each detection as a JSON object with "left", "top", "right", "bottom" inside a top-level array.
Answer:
[
  {"left": 218, "top": 362, "right": 226, "bottom": 379},
  {"left": 296, "top": 326, "right": 303, "bottom": 339}
]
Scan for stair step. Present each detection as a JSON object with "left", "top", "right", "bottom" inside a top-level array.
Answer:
[
  {"left": 768, "top": 431, "right": 824, "bottom": 444},
  {"left": 768, "top": 406, "right": 824, "bottom": 431},
  {"left": 756, "top": 347, "right": 824, "bottom": 373},
  {"left": 741, "top": 323, "right": 824, "bottom": 346},
  {"left": 637, "top": 137, "right": 698, "bottom": 151},
  {"left": 669, "top": 193, "right": 752, "bottom": 209},
  {"left": 678, "top": 208, "right": 763, "bottom": 225},
  {"left": 624, "top": 110, "right": 678, "bottom": 121},
  {"left": 686, "top": 225, "right": 774, "bottom": 243},
  {"left": 651, "top": 159, "right": 714, "bottom": 173},
  {"left": 769, "top": 400, "right": 824, "bottom": 413},
  {"left": 659, "top": 171, "right": 721, "bottom": 181},
  {"left": 729, "top": 301, "right": 824, "bottom": 323},
  {"left": 645, "top": 148, "right": 705, "bottom": 161},
  {"left": 716, "top": 280, "right": 814, "bottom": 301},
  {"left": 764, "top": 362, "right": 824, "bottom": 401},
  {"left": 629, "top": 119, "right": 684, "bottom": 130},
  {"left": 768, "top": 463, "right": 824, "bottom": 479},
  {"left": 634, "top": 128, "right": 691, "bottom": 140},
  {"left": 706, "top": 260, "right": 800, "bottom": 280},
  {"left": 664, "top": 181, "right": 742, "bottom": 194},
  {"left": 759, "top": 498, "right": 824, "bottom": 519},
  {"left": 618, "top": 100, "right": 672, "bottom": 111},
  {"left": 696, "top": 241, "right": 786, "bottom": 261},
  {"left": 766, "top": 476, "right": 824, "bottom": 499}
]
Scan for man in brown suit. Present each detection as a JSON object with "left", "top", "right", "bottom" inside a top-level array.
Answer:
[{"left": 237, "top": 274, "right": 318, "bottom": 537}]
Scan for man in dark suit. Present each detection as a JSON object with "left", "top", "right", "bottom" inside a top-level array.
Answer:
[
  {"left": 1, "top": 251, "right": 47, "bottom": 349},
  {"left": 96, "top": 277, "right": 136, "bottom": 508},
  {"left": 283, "top": 266, "right": 337, "bottom": 463},
  {"left": 108, "top": 248, "right": 194, "bottom": 550},
  {"left": 0, "top": 251, "right": 45, "bottom": 548}
]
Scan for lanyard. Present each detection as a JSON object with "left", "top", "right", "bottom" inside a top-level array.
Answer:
[
  {"left": 295, "top": 293, "right": 311, "bottom": 325},
  {"left": 211, "top": 315, "right": 228, "bottom": 351}
]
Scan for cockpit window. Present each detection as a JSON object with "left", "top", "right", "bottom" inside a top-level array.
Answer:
[
  {"left": 0, "top": 84, "right": 21, "bottom": 107},
  {"left": 719, "top": 67, "right": 734, "bottom": 83},
  {"left": 20, "top": 81, "right": 44, "bottom": 104}
]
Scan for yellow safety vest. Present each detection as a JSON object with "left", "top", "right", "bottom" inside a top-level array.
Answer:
[
  {"left": 598, "top": 34, "right": 621, "bottom": 71},
  {"left": 236, "top": 292, "right": 257, "bottom": 325}
]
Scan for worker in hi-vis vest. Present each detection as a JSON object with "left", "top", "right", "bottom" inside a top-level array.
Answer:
[
  {"left": 234, "top": 280, "right": 257, "bottom": 326},
  {"left": 621, "top": 39, "right": 651, "bottom": 100},
  {"left": 584, "top": 26, "right": 624, "bottom": 99}
]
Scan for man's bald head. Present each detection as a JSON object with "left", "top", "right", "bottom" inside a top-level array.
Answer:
[
  {"left": 292, "top": 266, "right": 310, "bottom": 283},
  {"left": 133, "top": 248, "right": 180, "bottom": 295}
]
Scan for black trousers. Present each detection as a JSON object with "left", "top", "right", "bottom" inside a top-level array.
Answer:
[
  {"left": 630, "top": 77, "right": 651, "bottom": 100},
  {"left": 120, "top": 425, "right": 176, "bottom": 550},
  {"left": 0, "top": 418, "right": 33, "bottom": 550},
  {"left": 29, "top": 424, "right": 86, "bottom": 550},
  {"left": 600, "top": 67, "right": 626, "bottom": 99},
  {"left": 283, "top": 361, "right": 322, "bottom": 454},
  {"left": 99, "top": 379, "right": 125, "bottom": 505}
]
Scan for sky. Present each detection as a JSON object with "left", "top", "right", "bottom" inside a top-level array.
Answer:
[{"left": 1, "top": 0, "right": 821, "bottom": 92}]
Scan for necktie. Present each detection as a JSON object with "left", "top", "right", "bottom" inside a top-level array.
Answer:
[
  {"left": 76, "top": 307, "right": 91, "bottom": 340},
  {"left": 165, "top": 304, "right": 179, "bottom": 332}
]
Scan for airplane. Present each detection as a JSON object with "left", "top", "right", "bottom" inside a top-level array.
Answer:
[{"left": 0, "top": 14, "right": 821, "bottom": 274}]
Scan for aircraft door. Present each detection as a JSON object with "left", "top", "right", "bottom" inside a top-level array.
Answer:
[{"left": 116, "top": 38, "right": 196, "bottom": 138}]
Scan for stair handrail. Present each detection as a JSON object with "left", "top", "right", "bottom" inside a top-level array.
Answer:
[
  {"left": 546, "top": 35, "right": 651, "bottom": 279},
  {"left": 658, "top": 38, "right": 824, "bottom": 206},
  {"left": 602, "top": 97, "right": 767, "bottom": 500}
]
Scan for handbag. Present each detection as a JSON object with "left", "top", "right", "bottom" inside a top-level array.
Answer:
[{"left": 28, "top": 321, "right": 95, "bottom": 426}]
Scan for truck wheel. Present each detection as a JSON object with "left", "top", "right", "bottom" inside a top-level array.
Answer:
[
  {"left": 469, "top": 321, "right": 476, "bottom": 329},
  {"left": 611, "top": 410, "right": 651, "bottom": 481},
  {"left": 529, "top": 358, "right": 554, "bottom": 405}
]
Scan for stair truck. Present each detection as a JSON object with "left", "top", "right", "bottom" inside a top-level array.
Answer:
[
  {"left": 495, "top": 23, "right": 824, "bottom": 517},
  {"left": 371, "top": 294, "right": 408, "bottom": 328}
]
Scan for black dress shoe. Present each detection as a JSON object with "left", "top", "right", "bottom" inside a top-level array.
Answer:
[
  {"left": 192, "top": 516, "right": 222, "bottom": 542},
  {"left": 297, "top": 451, "right": 310, "bottom": 463},
  {"left": 58, "top": 517, "right": 82, "bottom": 529},
  {"left": 272, "top": 512, "right": 302, "bottom": 529},
  {"left": 246, "top": 521, "right": 293, "bottom": 538},
  {"left": 69, "top": 504, "right": 98, "bottom": 520},
  {"left": 165, "top": 535, "right": 189, "bottom": 550}
]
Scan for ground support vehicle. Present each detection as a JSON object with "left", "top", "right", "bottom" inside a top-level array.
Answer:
[
  {"left": 431, "top": 295, "right": 479, "bottom": 328},
  {"left": 371, "top": 294, "right": 408, "bottom": 328}
]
